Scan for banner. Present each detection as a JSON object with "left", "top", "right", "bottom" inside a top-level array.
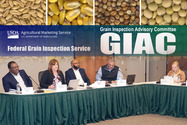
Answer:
[{"left": 0, "top": 25, "right": 186, "bottom": 56}]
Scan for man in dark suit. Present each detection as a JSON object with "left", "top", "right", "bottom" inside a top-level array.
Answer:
[
  {"left": 2, "top": 61, "right": 32, "bottom": 92},
  {"left": 65, "top": 59, "right": 91, "bottom": 85}
]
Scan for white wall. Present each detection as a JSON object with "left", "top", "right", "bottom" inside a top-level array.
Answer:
[
  {"left": 115, "top": 56, "right": 146, "bottom": 82},
  {"left": 115, "top": 56, "right": 167, "bottom": 83},
  {"left": 148, "top": 57, "right": 167, "bottom": 81}
]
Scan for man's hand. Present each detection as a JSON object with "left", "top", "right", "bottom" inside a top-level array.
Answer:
[
  {"left": 111, "top": 81, "right": 116, "bottom": 83},
  {"left": 105, "top": 81, "right": 116, "bottom": 84}
]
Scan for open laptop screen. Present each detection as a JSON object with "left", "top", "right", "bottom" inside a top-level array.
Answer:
[
  {"left": 69, "top": 79, "right": 80, "bottom": 89},
  {"left": 127, "top": 75, "right": 136, "bottom": 84}
]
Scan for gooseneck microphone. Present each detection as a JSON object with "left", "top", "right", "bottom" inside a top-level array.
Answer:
[
  {"left": 118, "top": 69, "right": 127, "bottom": 79},
  {"left": 29, "top": 76, "right": 44, "bottom": 93},
  {"left": 156, "top": 72, "right": 167, "bottom": 84}
]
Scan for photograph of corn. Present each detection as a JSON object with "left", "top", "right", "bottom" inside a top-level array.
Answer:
[
  {"left": 0, "top": 0, "right": 46, "bottom": 25},
  {"left": 48, "top": 0, "right": 93, "bottom": 25},
  {"left": 141, "top": 0, "right": 187, "bottom": 25}
]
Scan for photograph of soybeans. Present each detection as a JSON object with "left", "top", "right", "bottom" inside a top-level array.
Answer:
[{"left": 141, "top": 0, "right": 187, "bottom": 25}]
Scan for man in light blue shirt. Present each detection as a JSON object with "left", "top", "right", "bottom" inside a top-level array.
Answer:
[{"left": 96, "top": 59, "right": 123, "bottom": 83}]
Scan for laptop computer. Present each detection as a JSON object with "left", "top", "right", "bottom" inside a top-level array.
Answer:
[
  {"left": 68, "top": 79, "right": 80, "bottom": 90},
  {"left": 127, "top": 74, "right": 136, "bottom": 84}
]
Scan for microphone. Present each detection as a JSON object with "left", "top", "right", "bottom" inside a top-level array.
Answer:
[
  {"left": 181, "top": 82, "right": 186, "bottom": 85},
  {"left": 118, "top": 69, "right": 127, "bottom": 79},
  {"left": 29, "top": 76, "right": 44, "bottom": 93},
  {"left": 156, "top": 72, "right": 167, "bottom": 84},
  {"left": 67, "top": 86, "right": 73, "bottom": 90}
]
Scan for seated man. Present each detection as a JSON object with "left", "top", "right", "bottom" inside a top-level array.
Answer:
[
  {"left": 167, "top": 61, "right": 186, "bottom": 83},
  {"left": 65, "top": 59, "right": 91, "bottom": 85},
  {"left": 2, "top": 61, "right": 32, "bottom": 92},
  {"left": 96, "top": 58, "right": 123, "bottom": 83}
]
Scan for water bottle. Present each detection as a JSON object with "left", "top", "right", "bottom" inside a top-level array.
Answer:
[
  {"left": 117, "top": 76, "right": 123, "bottom": 80},
  {"left": 16, "top": 83, "right": 21, "bottom": 94},
  {"left": 116, "top": 76, "right": 123, "bottom": 85}
]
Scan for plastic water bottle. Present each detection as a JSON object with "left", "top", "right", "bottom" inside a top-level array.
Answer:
[
  {"left": 117, "top": 76, "right": 123, "bottom": 80},
  {"left": 116, "top": 77, "right": 123, "bottom": 85},
  {"left": 16, "top": 83, "right": 21, "bottom": 94}
]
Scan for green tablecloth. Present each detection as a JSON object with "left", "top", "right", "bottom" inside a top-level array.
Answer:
[{"left": 0, "top": 84, "right": 187, "bottom": 125}]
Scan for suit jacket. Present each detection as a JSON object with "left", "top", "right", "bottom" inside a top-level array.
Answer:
[
  {"left": 2, "top": 70, "right": 32, "bottom": 92},
  {"left": 65, "top": 68, "right": 91, "bottom": 85},
  {"left": 40, "top": 70, "right": 65, "bottom": 88}
]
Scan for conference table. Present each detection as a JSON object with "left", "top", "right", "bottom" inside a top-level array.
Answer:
[{"left": 0, "top": 83, "right": 187, "bottom": 125}]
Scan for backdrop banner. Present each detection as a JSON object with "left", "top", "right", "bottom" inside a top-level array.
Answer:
[{"left": 0, "top": 25, "right": 186, "bottom": 56}]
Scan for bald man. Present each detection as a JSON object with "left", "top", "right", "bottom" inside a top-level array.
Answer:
[{"left": 65, "top": 59, "right": 91, "bottom": 85}]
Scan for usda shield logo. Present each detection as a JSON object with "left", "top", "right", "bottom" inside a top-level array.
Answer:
[{"left": 7, "top": 30, "right": 19, "bottom": 39}]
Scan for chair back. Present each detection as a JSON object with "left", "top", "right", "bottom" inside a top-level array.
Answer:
[{"left": 38, "top": 71, "right": 44, "bottom": 83}]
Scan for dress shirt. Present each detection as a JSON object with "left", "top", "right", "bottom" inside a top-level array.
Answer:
[
  {"left": 73, "top": 68, "right": 84, "bottom": 85},
  {"left": 96, "top": 67, "right": 123, "bottom": 81},
  {"left": 12, "top": 73, "right": 26, "bottom": 88}
]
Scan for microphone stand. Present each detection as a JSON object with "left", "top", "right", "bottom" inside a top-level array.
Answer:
[
  {"left": 156, "top": 72, "right": 167, "bottom": 84},
  {"left": 29, "top": 76, "right": 44, "bottom": 93},
  {"left": 118, "top": 69, "right": 127, "bottom": 79},
  {"left": 118, "top": 69, "right": 135, "bottom": 85}
]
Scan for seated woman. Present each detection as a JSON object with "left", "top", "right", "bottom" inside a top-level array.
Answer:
[
  {"left": 40, "top": 59, "right": 65, "bottom": 89},
  {"left": 167, "top": 61, "right": 186, "bottom": 83}
]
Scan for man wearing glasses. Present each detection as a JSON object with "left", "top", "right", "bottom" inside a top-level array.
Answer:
[{"left": 2, "top": 61, "right": 32, "bottom": 92}]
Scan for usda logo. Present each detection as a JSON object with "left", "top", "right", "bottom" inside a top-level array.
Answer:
[{"left": 7, "top": 30, "right": 19, "bottom": 39}]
